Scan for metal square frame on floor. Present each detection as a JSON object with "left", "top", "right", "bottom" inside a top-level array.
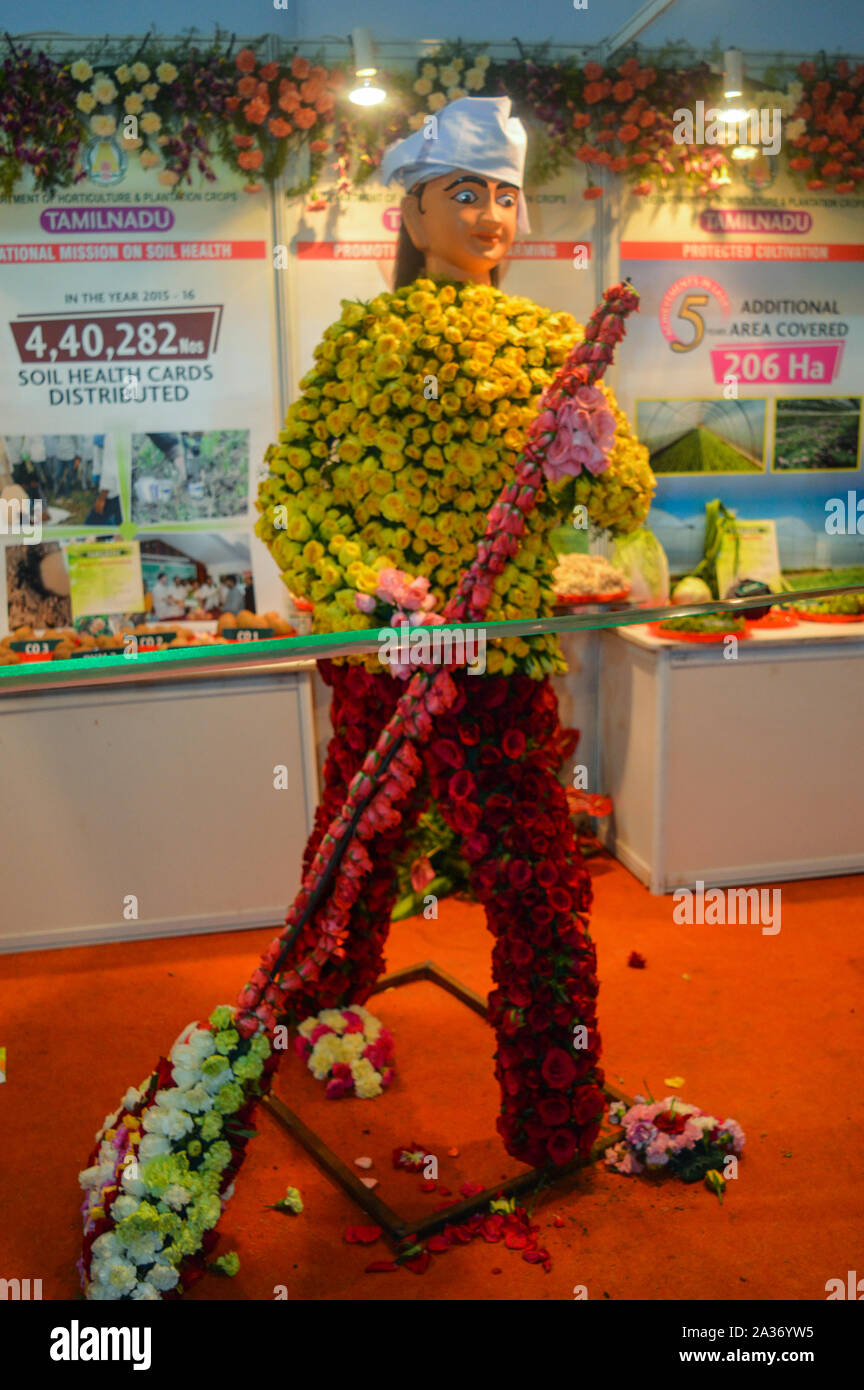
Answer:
[{"left": 263, "top": 960, "right": 633, "bottom": 1248}]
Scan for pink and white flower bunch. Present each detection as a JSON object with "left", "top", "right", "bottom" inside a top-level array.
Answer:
[
  {"left": 295, "top": 1005, "right": 395, "bottom": 1099},
  {"left": 536, "top": 384, "right": 617, "bottom": 484},
  {"left": 355, "top": 566, "right": 440, "bottom": 616},
  {"left": 605, "top": 1095, "right": 745, "bottom": 1176}
]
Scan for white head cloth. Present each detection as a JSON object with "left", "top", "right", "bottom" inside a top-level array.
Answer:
[{"left": 379, "top": 95, "right": 531, "bottom": 233}]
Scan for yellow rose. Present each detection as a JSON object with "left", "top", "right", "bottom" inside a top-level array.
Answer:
[
  {"left": 141, "top": 82, "right": 159, "bottom": 100},
  {"left": 92, "top": 76, "right": 118, "bottom": 105},
  {"left": 132, "top": 63, "right": 150, "bottom": 82},
  {"left": 76, "top": 92, "right": 97, "bottom": 114},
  {"left": 156, "top": 62, "right": 178, "bottom": 83},
  {"left": 140, "top": 112, "right": 162, "bottom": 134}
]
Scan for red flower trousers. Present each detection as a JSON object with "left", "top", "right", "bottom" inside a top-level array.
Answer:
[{"left": 282, "top": 659, "right": 605, "bottom": 1167}]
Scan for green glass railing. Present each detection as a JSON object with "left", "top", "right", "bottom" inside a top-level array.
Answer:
[{"left": 2, "top": 582, "right": 863, "bottom": 693}]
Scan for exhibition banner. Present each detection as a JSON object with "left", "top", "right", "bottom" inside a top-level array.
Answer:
[
  {"left": 0, "top": 164, "right": 284, "bottom": 635},
  {"left": 616, "top": 175, "right": 864, "bottom": 575}
]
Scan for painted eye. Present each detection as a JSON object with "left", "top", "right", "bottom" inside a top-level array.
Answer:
[
  {"left": 453, "top": 189, "right": 478, "bottom": 204},
  {"left": 497, "top": 192, "right": 516, "bottom": 207}
]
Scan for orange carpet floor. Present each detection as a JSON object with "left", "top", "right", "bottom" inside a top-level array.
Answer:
[{"left": 1, "top": 855, "right": 862, "bottom": 1301}]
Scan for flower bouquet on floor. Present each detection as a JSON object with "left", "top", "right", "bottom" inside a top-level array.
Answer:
[
  {"left": 295, "top": 1005, "right": 395, "bottom": 1099},
  {"left": 77, "top": 282, "right": 642, "bottom": 1299},
  {"left": 606, "top": 1096, "right": 745, "bottom": 1182}
]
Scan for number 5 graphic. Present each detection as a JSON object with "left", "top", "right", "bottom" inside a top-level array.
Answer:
[{"left": 670, "top": 293, "right": 708, "bottom": 352}]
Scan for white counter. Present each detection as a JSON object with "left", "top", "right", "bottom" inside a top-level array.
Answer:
[
  {"left": 594, "top": 620, "right": 864, "bottom": 893},
  {"left": 0, "top": 665, "right": 319, "bottom": 952}
]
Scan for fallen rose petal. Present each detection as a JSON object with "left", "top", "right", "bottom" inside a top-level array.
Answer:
[
  {"left": 404, "top": 1251, "right": 431, "bottom": 1274},
  {"left": 345, "top": 1224, "right": 383, "bottom": 1244},
  {"left": 505, "top": 1231, "right": 530, "bottom": 1249},
  {"left": 448, "top": 1224, "right": 474, "bottom": 1243},
  {"left": 360, "top": 1177, "right": 378, "bottom": 1190},
  {"left": 447, "top": 1146, "right": 460, "bottom": 1157},
  {"left": 436, "top": 1185, "right": 452, "bottom": 1196},
  {"left": 427, "top": 1234, "right": 452, "bottom": 1253},
  {"left": 354, "top": 1156, "right": 373, "bottom": 1169},
  {"left": 459, "top": 1180, "right": 484, "bottom": 1198},
  {"left": 522, "top": 1248, "right": 551, "bottom": 1266},
  {"left": 552, "top": 1215, "right": 565, "bottom": 1228},
  {"left": 628, "top": 951, "right": 647, "bottom": 968},
  {"left": 420, "top": 1179, "right": 437, "bottom": 1192},
  {"left": 364, "top": 1260, "right": 399, "bottom": 1273},
  {"left": 491, "top": 1267, "right": 503, "bottom": 1274},
  {"left": 664, "top": 1076, "right": 685, "bottom": 1089}
]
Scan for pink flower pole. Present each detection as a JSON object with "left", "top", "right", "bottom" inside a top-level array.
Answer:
[{"left": 235, "top": 281, "right": 640, "bottom": 1041}]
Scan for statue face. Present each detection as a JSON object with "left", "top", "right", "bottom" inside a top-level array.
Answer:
[{"left": 400, "top": 169, "right": 519, "bottom": 284}]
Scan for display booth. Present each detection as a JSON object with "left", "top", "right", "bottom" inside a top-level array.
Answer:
[{"left": 1, "top": 23, "right": 862, "bottom": 1318}]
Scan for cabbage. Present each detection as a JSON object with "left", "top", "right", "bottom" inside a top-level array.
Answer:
[
  {"left": 672, "top": 576, "right": 713, "bottom": 605},
  {"left": 611, "top": 528, "right": 670, "bottom": 605}
]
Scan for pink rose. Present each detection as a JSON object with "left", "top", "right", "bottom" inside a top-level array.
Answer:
[
  {"left": 309, "top": 1023, "right": 334, "bottom": 1044},
  {"left": 325, "top": 1077, "right": 351, "bottom": 1099},
  {"left": 355, "top": 593, "right": 376, "bottom": 614},
  {"left": 410, "top": 854, "right": 436, "bottom": 893},
  {"left": 341, "top": 1010, "right": 364, "bottom": 1033}
]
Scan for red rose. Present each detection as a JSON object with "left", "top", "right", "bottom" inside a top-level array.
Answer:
[
  {"left": 291, "top": 55, "right": 311, "bottom": 79},
  {"left": 507, "top": 859, "right": 532, "bottom": 890},
  {"left": 537, "top": 1096, "right": 571, "bottom": 1126},
  {"left": 452, "top": 800, "right": 480, "bottom": 828},
  {"left": 269, "top": 117, "right": 292, "bottom": 138},
  {"left": 463, "top": 830, "right": 490, "bottom": 860},
  {"left": 572, "top": 112, "right": 591, "bottom": 129},
  {"left": 541, "top": 1048, "right": 578, "bottom": 1090},
  {"left": 571, "top": 1085, "right": 605, "bottom": 1124},
  {"left": 583, "top": 185, "right": 604, "bottom": 200},
  {"left": 260, "top": 61, "right": 279, "bottom": 82},
  {"left": 502, "top": 728, "right": 526, "bottom": 758},
  {"left": 549, "top": 886, "right": 572, "bottom": 914},
  {"left": 237, "top": 149, "right": 263, "bottom": 170},
  {"left": 613, "top": 80, "right": 634, "bottom": 102},
  {"left": 547, "top": 1128, "right": 579, "bottom": 1165},
  {"left": 237, "top": 74, "right": 257, "bottom": 98},
  {"left": 431, "top": 737, "right": 464, "bottom": 768},
  {"left": 509, "top": 940, "right": 534, "bottom": 967},
  {"left": 527, "top": 1004, "right": 552, "bottom": 1031},
  {"left": 654, "top": 1108, "right": 688, "bottom": 1135},
  {"left": 508, "top": 981, "right": 533, "bottom": 1008},
  {"left": 448, "top": 769, "right": 476, "bottom": 802},
  {"left": 583, "top": 61, "right": 604, "bottom": 81}
]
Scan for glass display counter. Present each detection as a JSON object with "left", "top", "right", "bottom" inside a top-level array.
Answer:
[{"left": 1, "top": 583, "right": 862, "bottom": 954}]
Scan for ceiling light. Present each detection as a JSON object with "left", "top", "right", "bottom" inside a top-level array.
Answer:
[
  {"left": 349, "top": 27, "right": 387, "bottom": 105},
  {"left": 723, "top": 47, "right": 744, "bottom": 99}
]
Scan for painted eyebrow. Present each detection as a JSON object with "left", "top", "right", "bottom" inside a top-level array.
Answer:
[{"left": 442, "top": 176, "right": 519, "bottom": 192}]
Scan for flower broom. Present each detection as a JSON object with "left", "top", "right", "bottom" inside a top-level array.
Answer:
[{"left": 78, "top": 282, "right": 640, "bottom": 1300}]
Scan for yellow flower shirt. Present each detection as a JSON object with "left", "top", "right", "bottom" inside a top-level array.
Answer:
[{"left": 256, "top": 277, "right": 652, "bottom": 678}]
